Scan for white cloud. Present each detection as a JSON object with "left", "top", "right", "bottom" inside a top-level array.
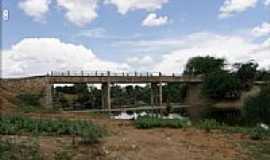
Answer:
[
  {"left": 153, "top": 33, "right": 270, "bottom": 73},
  {"left": 18, "top": 0, "right": 51, "bottom": 22},
  {"left": 56, "top": 0, "right": 99, "bottom": 27},
  {"left": 126, "top": 56, "right": 154, "bottom": 71},
  {"left": 265, "top": 0, "right": 270, "bottom": 6},
  {"left": 142, "top": 13, "right": 168, "bottom": 27},
  {"left": 2, "top": 38, "right": 129, "bottom": 78},
  {"left": 219, "top": 0, "right": 258, "bottom": 18},
  {"left": 77, "top": 28, "right": 107, "bottom": 38},
  {"left": 3, "top": 34, "right": 270, "bottom": 78},
  {"left": 252, "top": 22, "right": 270, "bottom": 37},
  {"left": 113, "top": 33, "right": 270, "bottom": 73},
  {"left": 104, "top": 0, "right": 168, "bottom": 14}
]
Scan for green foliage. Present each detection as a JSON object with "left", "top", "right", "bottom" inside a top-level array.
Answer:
[
  {"left": 164, "top": 83, "right": 187, "bottom": 103},
  {"left": 0, "top": 115, "right": 105, "bottom": 143},
  {"left": 243, "top": 86, "right": 270, "bottom": 125},
  {"left": 256, "top": 69, "right": 270, "bottom": 81},
  {"left": 202, "top": 71, "right": 241, "bottom": 99},
  {"left": 135, "top": 116, "right": 190, "bottom": 129},
  {"left": 0, "top": 138, "right": 43, "bottom": 160},
  {"left": 234, "top": 61, "right": 258, "bottom": 90},
  {"left": 184, "top": 56, "right": 225, "bottom": 75}
]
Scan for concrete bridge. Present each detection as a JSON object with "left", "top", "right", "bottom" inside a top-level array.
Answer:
[
  {"left": 1, "top": 71, "right": 203, "bottom": 110},
  {"left": 1, "top": 71, "right": 268, "bottom": 113}
]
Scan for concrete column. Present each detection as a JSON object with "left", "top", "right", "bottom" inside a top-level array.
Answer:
[
  {"left": 151, "top": 83, "right": 162, "bottom": 106},
  {"left": 102, "top": 82, "right": 111, "bottom": 110},
  {"left": 45, "top": 84, "right": 53, "bottom": 108},
  {"left": 150, "top": 83, "right": 156, "bottom": 106},
  {"left": 159, "top": 83, "right": 163, "bottom": 106}
]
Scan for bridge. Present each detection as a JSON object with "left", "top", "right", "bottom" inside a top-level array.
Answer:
[{"left": 1, "top": 71, "right": 268, "bottom": 112}]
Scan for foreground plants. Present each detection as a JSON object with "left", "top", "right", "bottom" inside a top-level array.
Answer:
[{"left": 0, "top": 115, "right": 105, "bottom": 144}]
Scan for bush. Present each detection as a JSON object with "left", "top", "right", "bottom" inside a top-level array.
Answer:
[
  {"left": 242, "top": 86, "right": 270, "bottom": 125},
  {"left": 135, "top": 116, "right": 190, "bottom": 129},
  {"left": 202, "top": 71, "right": 241, "bottom": 100}
]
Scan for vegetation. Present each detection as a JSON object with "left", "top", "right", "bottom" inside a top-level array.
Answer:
[
  {"left": 135, "top": 116, "right": 190, "bottom": 129},
  {"left": 184, "top": 56, "right": 225, "bottom": 75},
  {"left": 234, "top": 61, "right": 258, "bottom": 90},
  {"left": 16, "top": 93, "right": 44, "bottom": 113},
  {"left": 243, "top": 85, "right": 270, "bottom": 125},
  {"left": 202, "top": 71, "right": 241, "bottom": 99},
  {"left": 196, "top": 119, "right": 222, "bottom": 132},
  {"left": 0, "top": 115, "right": 105, "bottom": 143},
  {"left": 0, "top": 138, "right": 43, "bottom": 160}
]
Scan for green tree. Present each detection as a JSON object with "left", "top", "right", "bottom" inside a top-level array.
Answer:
[
  {"left": 184, "top": 56, "right": 225, "bottom": 75},
  {"left": 202, "top": 71, "right": 241, "bottom": 100},
  {"left": 234, "top": 61, "right": 258, "bottom": 90}
]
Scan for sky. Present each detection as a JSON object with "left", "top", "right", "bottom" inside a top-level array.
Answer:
[{"left": 1, "top": 0, "right": 270, "bottom": 77}]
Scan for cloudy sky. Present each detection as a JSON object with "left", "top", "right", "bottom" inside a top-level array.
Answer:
[{"left": 1, "top": 0, "right": 270, "bottom": 77}]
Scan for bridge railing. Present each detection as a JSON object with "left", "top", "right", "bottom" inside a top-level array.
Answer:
[{"left": 48, "top": 71, "right": 183, "bottom": 77}]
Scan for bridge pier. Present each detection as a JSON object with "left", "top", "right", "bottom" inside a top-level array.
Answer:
[
  {"left": 45, "top": 84, "right": 54, "bottom": 108},
  {"left": 151, "top": 82, "right": 163, "bottom": 106},
  {"left": 101, "top": 82, "right": 111, "bottom": 110}
]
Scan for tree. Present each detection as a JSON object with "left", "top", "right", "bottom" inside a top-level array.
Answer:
[
  {"left": 256, "top": 69, "right": 270, "bottom": 81},
  {"left": 234, "top": 61, "right": 258, "bottom": 90},
  {"left": 202, "top": 71, "right": 241, "bottom": 100},
  {"left": 184, "top": 56, "right": 225, "bottom": 75}
]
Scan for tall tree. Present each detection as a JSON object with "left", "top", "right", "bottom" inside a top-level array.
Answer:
[
  {"left": 233, "top": 61, "right": 258, "bottom": 90},
  {"left": 184, "top": 56, "right": 225, "bottom": 75}
]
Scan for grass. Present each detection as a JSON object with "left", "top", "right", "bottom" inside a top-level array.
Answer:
[
  {"left": 242, "top": 141, "right": 270, "bottom": 160},
  {"left": 135, "top": 116, "right": 190, "bottom": 129},
  {"left": 0, "top": 138, "right": 43, "bottom": 160},
  {"left": 0, "top": 115, "right": 105, "bottom": 144}
]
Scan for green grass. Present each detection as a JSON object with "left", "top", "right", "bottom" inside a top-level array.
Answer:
[
  {"left": 0, "top": 138, "right": 43, "bottom": 160},
  {"left": 0, "top": 115, "right": 105, "bottom": 144},
  {"left": 242, "top": 141, "right": 270, "bottom": 160},
  {"left": 135, "top": 116, "right": 190, "bottom": 129}
]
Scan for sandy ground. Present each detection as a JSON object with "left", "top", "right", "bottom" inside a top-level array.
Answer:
[{"left": 1, "top": 112, "right": 254, "bottom": 160}]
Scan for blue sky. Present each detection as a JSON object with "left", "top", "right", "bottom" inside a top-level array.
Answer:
[{"left": 1, "top": 0, "right": 270, "bottom": 77}]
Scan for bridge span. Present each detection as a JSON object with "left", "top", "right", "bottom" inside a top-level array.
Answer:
[{"left": 1, "top": 71, "right": 268, "bottom": 112}]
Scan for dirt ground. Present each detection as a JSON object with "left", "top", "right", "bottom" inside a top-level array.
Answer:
[{"left": 1, "top": 112, "right": 256, "bottom": 160}]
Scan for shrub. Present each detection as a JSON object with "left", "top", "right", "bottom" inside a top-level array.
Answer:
[
  {"left": 242, "top": 86, "right": 270, "bottom": 125},
  {"left": 135, "top": 116, "right": 190, "bottom": 129}
]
